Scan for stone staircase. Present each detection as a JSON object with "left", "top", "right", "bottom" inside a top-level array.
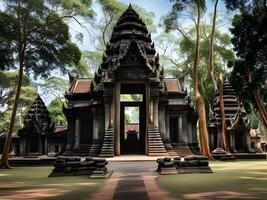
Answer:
[
  {"left": 72, "top": 144, "right": 91, "bottom": 156},
  {"left": 148, "top": 124, "right": 168, "bottom": 156},
  {"left": 173, "top": 145, "right": 193, "bottom": 157},
  {"left": 164, "top": 142, "right": 178, "bottom": 157},
  {"left": 88, "top": 141, "right": 102, "bottom": 157},
  {"left": 99, "top": 128, "right": 114, "bottom": 157}
]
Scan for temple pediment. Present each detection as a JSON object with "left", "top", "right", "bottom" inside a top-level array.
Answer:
[{"left": 116, "top": 40, "right": 153, "bottom": 72}]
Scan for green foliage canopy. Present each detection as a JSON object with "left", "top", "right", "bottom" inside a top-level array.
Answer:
[
  {"left": 0, "top": 71, "right": 37, "bottom": 133},
  {"left": 228, "top": 1, "right": 267, "bottom": 113}
]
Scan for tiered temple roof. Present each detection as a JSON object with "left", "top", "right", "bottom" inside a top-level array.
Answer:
[
  {"left": 18, "top": 95, "right": 54, "bottom": 136},
  {"left": 164, "top": 78, "right": 184, "bottom": 93},
  {"left": 69, "top": 79, "right": 93, "bottom": 94},
  {"left": 94, "top": 4, "right": 160, "bottom": 83},
  {"left": 211, "top": 80, "right": 249, "bottom": 130}
]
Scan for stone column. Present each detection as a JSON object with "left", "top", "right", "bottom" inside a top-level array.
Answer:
[
  {"left": 153, "top": 97, "right": 159, "bottom": 126},
  {"left": 44, "top": 137, "right": 48, "bottom": 155},
  {"left": 9, "top": 142, "right": 16, "bottom": 156},
  {"left": 178, "top": 115, "right": 183, "bottom": 143},
  {"left": 20, "top": 138, "right": 26, "bottom": 156},
  {"left": 66, "top": 118, "right": 75, "bottom": 151},
  {"left": 187, "top": 115, "right": 193, "bottom": 144},
  {"left": 145, "top": 83, "right": 150, "bottom": 154},
  {"left": 230, "top": 133, "right": 236, "bottom": 152},
  {"left": 105, "top": 101, "right": 110, "bottom": 130},
  {"left": 159, "top": 105, "right": 166, "bottom": 139},
  {"left": 73, "top": 117, "right": 80, "bottom": 150},
  {"left": 115, "top": 82, "right": 121, "bottom": 156},
  {"left": 216, "top": 128, "right": 223, "bottom": 149},
  {"left": 246, "top": 130, "right": 254, "bottom": 152},
  {"left": 165, "top": 111, "right": 170, "bottom": 140},
  {"left": 92, "top": 109, "right": 99, "bottom": 141},
  {"left": 39, "top": 136, "right": 42, "bottom": 155},
  {"left": 149, "top": 98, "right": 153, "bottom": 124},
  {"left": 182, "top": 114, "right": 188, "bottom": 143}
]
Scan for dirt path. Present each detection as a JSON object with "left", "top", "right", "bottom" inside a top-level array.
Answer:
[{"left": 88, "top": 161, "right": 176, "bottom": 200}]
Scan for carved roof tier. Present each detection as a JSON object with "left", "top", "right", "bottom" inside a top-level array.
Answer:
[
  {"left": 68, "top": 79, "right": 93, "bottom": 94},
  {"left": 212, "top": 80, "right": 249, "bottom": 130},
  {"left": 18, "top": 95, "right": 54, "bottom": 136},
  {"left": 95, "top": 4, "right": 159, "bottom": 83},
  {"left": 164, "top": 78, "right": 184, "bottom": 93}
]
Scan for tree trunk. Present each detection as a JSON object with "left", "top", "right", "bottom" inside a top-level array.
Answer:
[
  {"left": 247, "top": 69, "right": 267, "bottom": 130},
  {"left": 194, "top": 2, "right": 212, "bottom": 159},
  {"left": 252, "top": 90, "right": 267, "bottom": 130},
  {"left": 218, "top": 68, "right": 229, "bottom": 151},
  {"left": 208, "top": 0, "right": 219, "bottom": 92},
  {"left": 0, "top": 56, "right": 24, "bottom": 168}
]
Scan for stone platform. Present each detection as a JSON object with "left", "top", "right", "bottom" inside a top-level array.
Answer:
[
  {"left": 49, "top": 156, "right": 109, "bottom": 178},
  {"left": 106, "top": 155, "right": 164, "bottom": 162},
  {"left": 212, "top": 153, "right": 266, "bottom": 160},
  {"left": 8, "top": 156, "right": 56, "bottom": 166},
  {"left": 157, "top": 155, "right": 213, "bottom": 175}
]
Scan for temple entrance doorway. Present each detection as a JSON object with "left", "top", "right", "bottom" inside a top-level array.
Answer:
[
  {"left": 235, "top": 130, "right": 246, "bottom": 152},
  {"left": 120, "top": 84, "right": 146, "bottom": 155}
]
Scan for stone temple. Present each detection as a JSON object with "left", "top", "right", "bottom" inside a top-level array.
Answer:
[
  {"left": 208, "top": 80, "right": 263, "bottom": 158},
  {"left": 62, "top": 5, "right": 198, "bottom": 157},
  {"left": 1, "top": 5, "right": 264, "bottom": 159}
]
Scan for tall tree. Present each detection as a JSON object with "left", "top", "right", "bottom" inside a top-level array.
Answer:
[
  {"left": 47, "top": 98, "right": 67, "bottom": 125},
  {"left": 208, "top": 0, "right": 230, "bottom": 151},
  {"left": 0, "top": 0, "right": 93, "bottom": 168},
  {"left": 192, "top": 0, "right": 211, "bottom": 158},
  {"left": 165, "top": 0, "right": 211, "bottom": 158},
  {"left": 40, "top": 76, "right": 69, "bottom": 103},
  {"left": 226, "top": 0, "right": 267, "bottom": 129},
  {"left": 154, "top": 33, "right": 181, "bottom": 76},
  {"left": 208, "top": 0, "right": 219, "bottom": 92}
]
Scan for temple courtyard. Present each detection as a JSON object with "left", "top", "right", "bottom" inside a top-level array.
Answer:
[{"left": 0, "top": 160, "right": 267, "bottom": 200}]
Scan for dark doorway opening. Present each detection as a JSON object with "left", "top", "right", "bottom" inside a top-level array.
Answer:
[
  {"left": 80, "top": 117, "right": 93, "bottom": 145},
  {"left": 235, "top": 131, "right": 245, "bottom": 152},
  {"left": 120, "top": 84, "right": 146, "bottom": 154},
  {"left": 28, "top": 136, "right": 39, "bottom": 153},
  {"left": 170, "top": 117, "right": 179, "bottom": 143}
]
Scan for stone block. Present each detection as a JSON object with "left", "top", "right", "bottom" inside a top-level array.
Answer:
[
  {"left": 81, "top": 160, "right": 95, "bottom": 167},
  {"left": 198, "top": 160, "right": 209, "bottom": 167},
  {"left": 66, "top": 161, "right": 81, "bottom": 167},
  {"left": 85, "top": 156, "right": 93, "bottom": 161},
  {"left": 163, "top": 157, "right": 171, "bottom": 162},
  {"left": 173, "top": 156, "right": 181, "bottom": 161},
  {"left": 96, "top": 162, "right": 106, "bottom": 168},
  {"left": 187, "top": 160, "right": 198, "bottom": 167}
]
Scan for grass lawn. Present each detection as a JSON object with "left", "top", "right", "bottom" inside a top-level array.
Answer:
[
  {"left": 0, "top": 166, "right": 104, "bottom": 200},
  {"left": 158, "top": 160, "right": 267, "bottom": 199}
]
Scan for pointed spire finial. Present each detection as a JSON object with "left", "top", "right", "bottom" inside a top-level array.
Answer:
[
  {"left": 36, "top": 94, "right": 42, "bottom": 100},
  {"left": 128, "top": 3, "right": 133, "bottom": 10}
]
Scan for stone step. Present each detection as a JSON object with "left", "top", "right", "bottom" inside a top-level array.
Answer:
[
  {"left": 147, "top": 124, "right": 167, "bottom": 156},
  {"left": 88, "top": 143, "right": 101, "bottom": 157},
  {"left": 164, "top": 143, "right": 178, "bottom": 157},
  {"left": 173, "top": 145, "right": 193, "bottom": 157},
  {"left": 99, "top": 128, "right": 114, "bottom": 157},
  {"left": 148, "top": 152, "right": 168, "bottom": 156}
]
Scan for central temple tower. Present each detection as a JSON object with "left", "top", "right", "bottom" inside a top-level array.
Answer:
[
  {"left": 63, "top": 5, "right": 198, "bottom": 157},
  {"left": 94, "top": 5, "right": 166, "bottom": 156}
]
